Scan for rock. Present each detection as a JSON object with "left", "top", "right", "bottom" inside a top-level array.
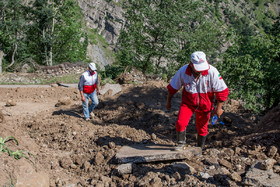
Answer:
[
  {"left": 244, "top": 161, "right": 280, "bottom": 187},
  {"left": 137, "top": 172, "right": 158, "bottom": 186},
  {"left": 260, "top": 158, "right": 276, "bottom": 170},
  {"left": 218, "top": 167, "right": 230, "bottom": 175},
  {"left": 230, "top": 172, "right": 242, "bottom": 182},
  {"left": 204, "top": 157, "right": 219, "bottom": 166},
  {"left": 219, "top": 159, "right": 232, "bottom": 170},
  {"left": 100, "top": 175, "right": 112, "bottom": 184},
  {"left": 115, "top": 144, "right": 201, "bottom": 164},
  {"left": 171, "top": 162, "right": 196, "bottom": 175},
  {"left": 6, "top": 99, "right": 16, "bottom": 107},
  {"left": 21, "top": 64, "right": 32, "bottom": 73},
  {"left": 235, "top": 147, "right": 242, "bottom": 155},
  {"left": 55, "top": 97, "right": 71, "bottom": 107},
  {"left": 200, "top": 172, "right": 211, "bottom": 179},
  {"left": 50, "top": 84, "right": 59, "bottom": 87},
  {"left": 207, "top": 149, "right": 220, "bottom": 157},
  {"left": 99, "top": 83, "right": 122, "bottom": 96},
  {"left": 109, "top": 141, "right": 116, "bottom": 149},
  {"left": 95, "top": 152, "right": 104, "bottom": 165},
  {"left": 116, "top": 67, "right": 146, "bottom": 84},
  {"left": 150, "top": 176, "right": 162, "bottom": 186},
  {"left": 116, "top": 163, "right": 133, "bottom": 175},
  {"left": 274, "top": 165, "right": 280, "bottom": 173},
  {"left": 228, "top": 99, "right": 243, "bottom": 112},
  {"left": 59, "top": 157, "right": 73, "bottom": 169},
  {"left": 151, "top": 133, "right": 157, "bottom": 140},
  {"left": 268, "top": 146, "right": 278, "bottom": 158},
  {"left": 172, "top": 171, "right": 181, "bottom": 181}
]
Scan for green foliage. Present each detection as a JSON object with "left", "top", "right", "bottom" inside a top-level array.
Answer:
[
  {"left": 44, "top": 73, "right": 81, "bottom": 84},
  {"left": 26, "top": 0, "right": 87, "bottom": 65},
  {"left": 3, "top": 175, "right": 14, "bottom": 187},
  {"left": 0, "top": 0, "right": 87, "bottom": 70},
  {"left": 0, "top": 0, "right": 29, "bottom": 70},
  {"left": 117, "top": 0, "right": 223, "bottom": 75},
  {"left": 99, "top": 65, "right": 123, "bottom": 81},
  {"left": 218, "top": 23, "right": 280, "bottom": 112},
  {"left": 0, "top": 136, "right": 29, "bottom": 160},
  {"left": 52, "top": 0, "right": 87, "bottom": 64}
]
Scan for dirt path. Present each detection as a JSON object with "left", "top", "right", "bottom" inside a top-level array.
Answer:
[{"left": 0, "top": 81, "right": 279, "bottom": 186}]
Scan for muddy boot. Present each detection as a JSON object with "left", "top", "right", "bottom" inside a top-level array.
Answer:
[
  {"left": 197, "top": 135, "right": 207, "bottom": 149},
  {"left": 174, "top": 130, "right": 186, "bottom": 151}
]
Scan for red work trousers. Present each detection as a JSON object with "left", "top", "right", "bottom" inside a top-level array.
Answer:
[{"left": 175, "top": 103, "right": 211, "bottom": 136}]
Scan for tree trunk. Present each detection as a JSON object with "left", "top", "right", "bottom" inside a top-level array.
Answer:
[
  {"left": 6, "top": 43, "right": 17, "bottom": 69},
  {"left": 49, "top": 16, "right": 55, "bottom": 66},
  {"left": 0, "top": 49, "right": 3, "bottom": 74}
]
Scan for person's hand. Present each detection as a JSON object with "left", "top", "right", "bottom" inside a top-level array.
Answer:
[
  {"left": 81, "top": 96, "right": 85, "bottom": 102},
  {"left": 96, "top": 89, "right": 99, "bottom": 95},
  {"left": 214, "top": 107, "right": 223, "bottom": 118},
  {"left": 166, "top": 100, "right": 171, "bottom": 111}
]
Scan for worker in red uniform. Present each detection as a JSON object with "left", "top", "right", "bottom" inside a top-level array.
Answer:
[
  {"left": 78, "top": 63, "right": 99, "bottom": 121},
  {"left": 166, "top": 51, "right": 229, "bottom": 151}
]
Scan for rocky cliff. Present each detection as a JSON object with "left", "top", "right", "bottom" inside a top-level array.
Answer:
[{"left": 78, "top": 0, "right": 125, "bottom": 69}]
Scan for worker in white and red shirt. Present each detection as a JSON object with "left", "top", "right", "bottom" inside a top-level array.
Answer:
[
  {"left": 166, "top": 51, "right": 229, "bottom": 151},
  {"left": 78, "top": 63, "right": 99, "bottom": 121}
]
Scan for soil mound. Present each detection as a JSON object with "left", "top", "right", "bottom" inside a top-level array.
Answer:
[
  {"left": 0, "top": 72, "right": 279, "bottom": 186},
  {"left": 256, "top": 106, "right": 280, "bottom": 133}
]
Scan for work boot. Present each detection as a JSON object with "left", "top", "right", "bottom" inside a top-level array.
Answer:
[
  {"left": 174, "top": 130, "right": 186, "bottom": 151},
  {"left": 197, "top": 135, "right": 207, "bottom": 149}
]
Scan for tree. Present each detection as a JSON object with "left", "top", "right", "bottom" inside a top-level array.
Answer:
[
  {"left": 0, "top": 47, "right": 3, "bottom": 74},
  {"left": 26, "top": 0, "right": 87, "bottom": 66},
  {"left": 117, "top": 0, "right": 223, "bottom": 75},
  {"left": 51, "top": 0, "right": 87, "bottom": 64},
  {"left": 218, "top": 29, "right": 279, "bottom": 112},
  {"left": 0, "top": 0, "right": 28, "bottom": 71}
]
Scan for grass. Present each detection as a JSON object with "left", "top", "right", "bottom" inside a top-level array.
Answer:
[
  {"left": 3, "top": 175, "right": 14, "bottom": 187},
  {"left": 0, "top": 136, "right": 29, "bottom": 160},
  {"left": 44, "top": 73, "right": 81, "bottom": 84},
  {"left": 0, "top": 73, "right": 81, "bottom": 85}
]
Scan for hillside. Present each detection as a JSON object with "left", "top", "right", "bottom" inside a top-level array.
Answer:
[{"left": 0, "top": 71, "right": 279, "bottom": 186}]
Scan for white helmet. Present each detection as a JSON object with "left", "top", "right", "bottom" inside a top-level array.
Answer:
[{"left": 88, "top": 62, "right": 97, "bottom": 71}]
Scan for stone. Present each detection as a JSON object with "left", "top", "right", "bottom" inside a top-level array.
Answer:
[
  {"left": 235, "top": 147, "right": 242, "bottom": 155},
  {"left": 59, "top": 157, "right": 72, "bottom": 169},
  {"left": 6, "top": 99, "right": 16, "bottom": 107},
  {"left": 204, "top": 157, "right": 219, "bottom": 166},
  {"left": 260, "top": 158, "right": 276, "bottom": 170},
  {"left": 273, "top": 165, "right": 280, "bottom": 173},
  {"left": 55, "top": 97, "right": 71, "bottom": 107},
  {"left": 95, "top": 152, "right": 104, "bottom": 165},
  {"left": 116, "top": 163, "right": 133, "bottom": 175},
  {"left": 200, "top": 172, "right": 211, "bottom": 179},
  {"left": 244, "top": 161, "right": 280, "bottom": 187},
  {"left": 171, "top": 162, "right": 196, "bottom": 175},
  {"left": 83, "top": 161, "right": 91, "bottom": 172},
  {"left": 151, "top": 133, "right": 157, "bottom": 140},
  {"left": 268, "top": 146, "right": 278, "bottom": 158},
  {"left": 219, "top": 159, "right": 232, "bottom": 169},
  {"left": 50, "top": 84, "right": 59, "bottom": 87},
  {"left": 230, "top": 172, "right": 242, "bottom": 182},
  {"left": 99, "top": 83, "right": 122, "bottom": 96},
  {"left": 115, "top": 144, "right": 201, "bottom": 164},
  {"left": 109, "top": 141, "right": 116, "bottom": 149}
]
